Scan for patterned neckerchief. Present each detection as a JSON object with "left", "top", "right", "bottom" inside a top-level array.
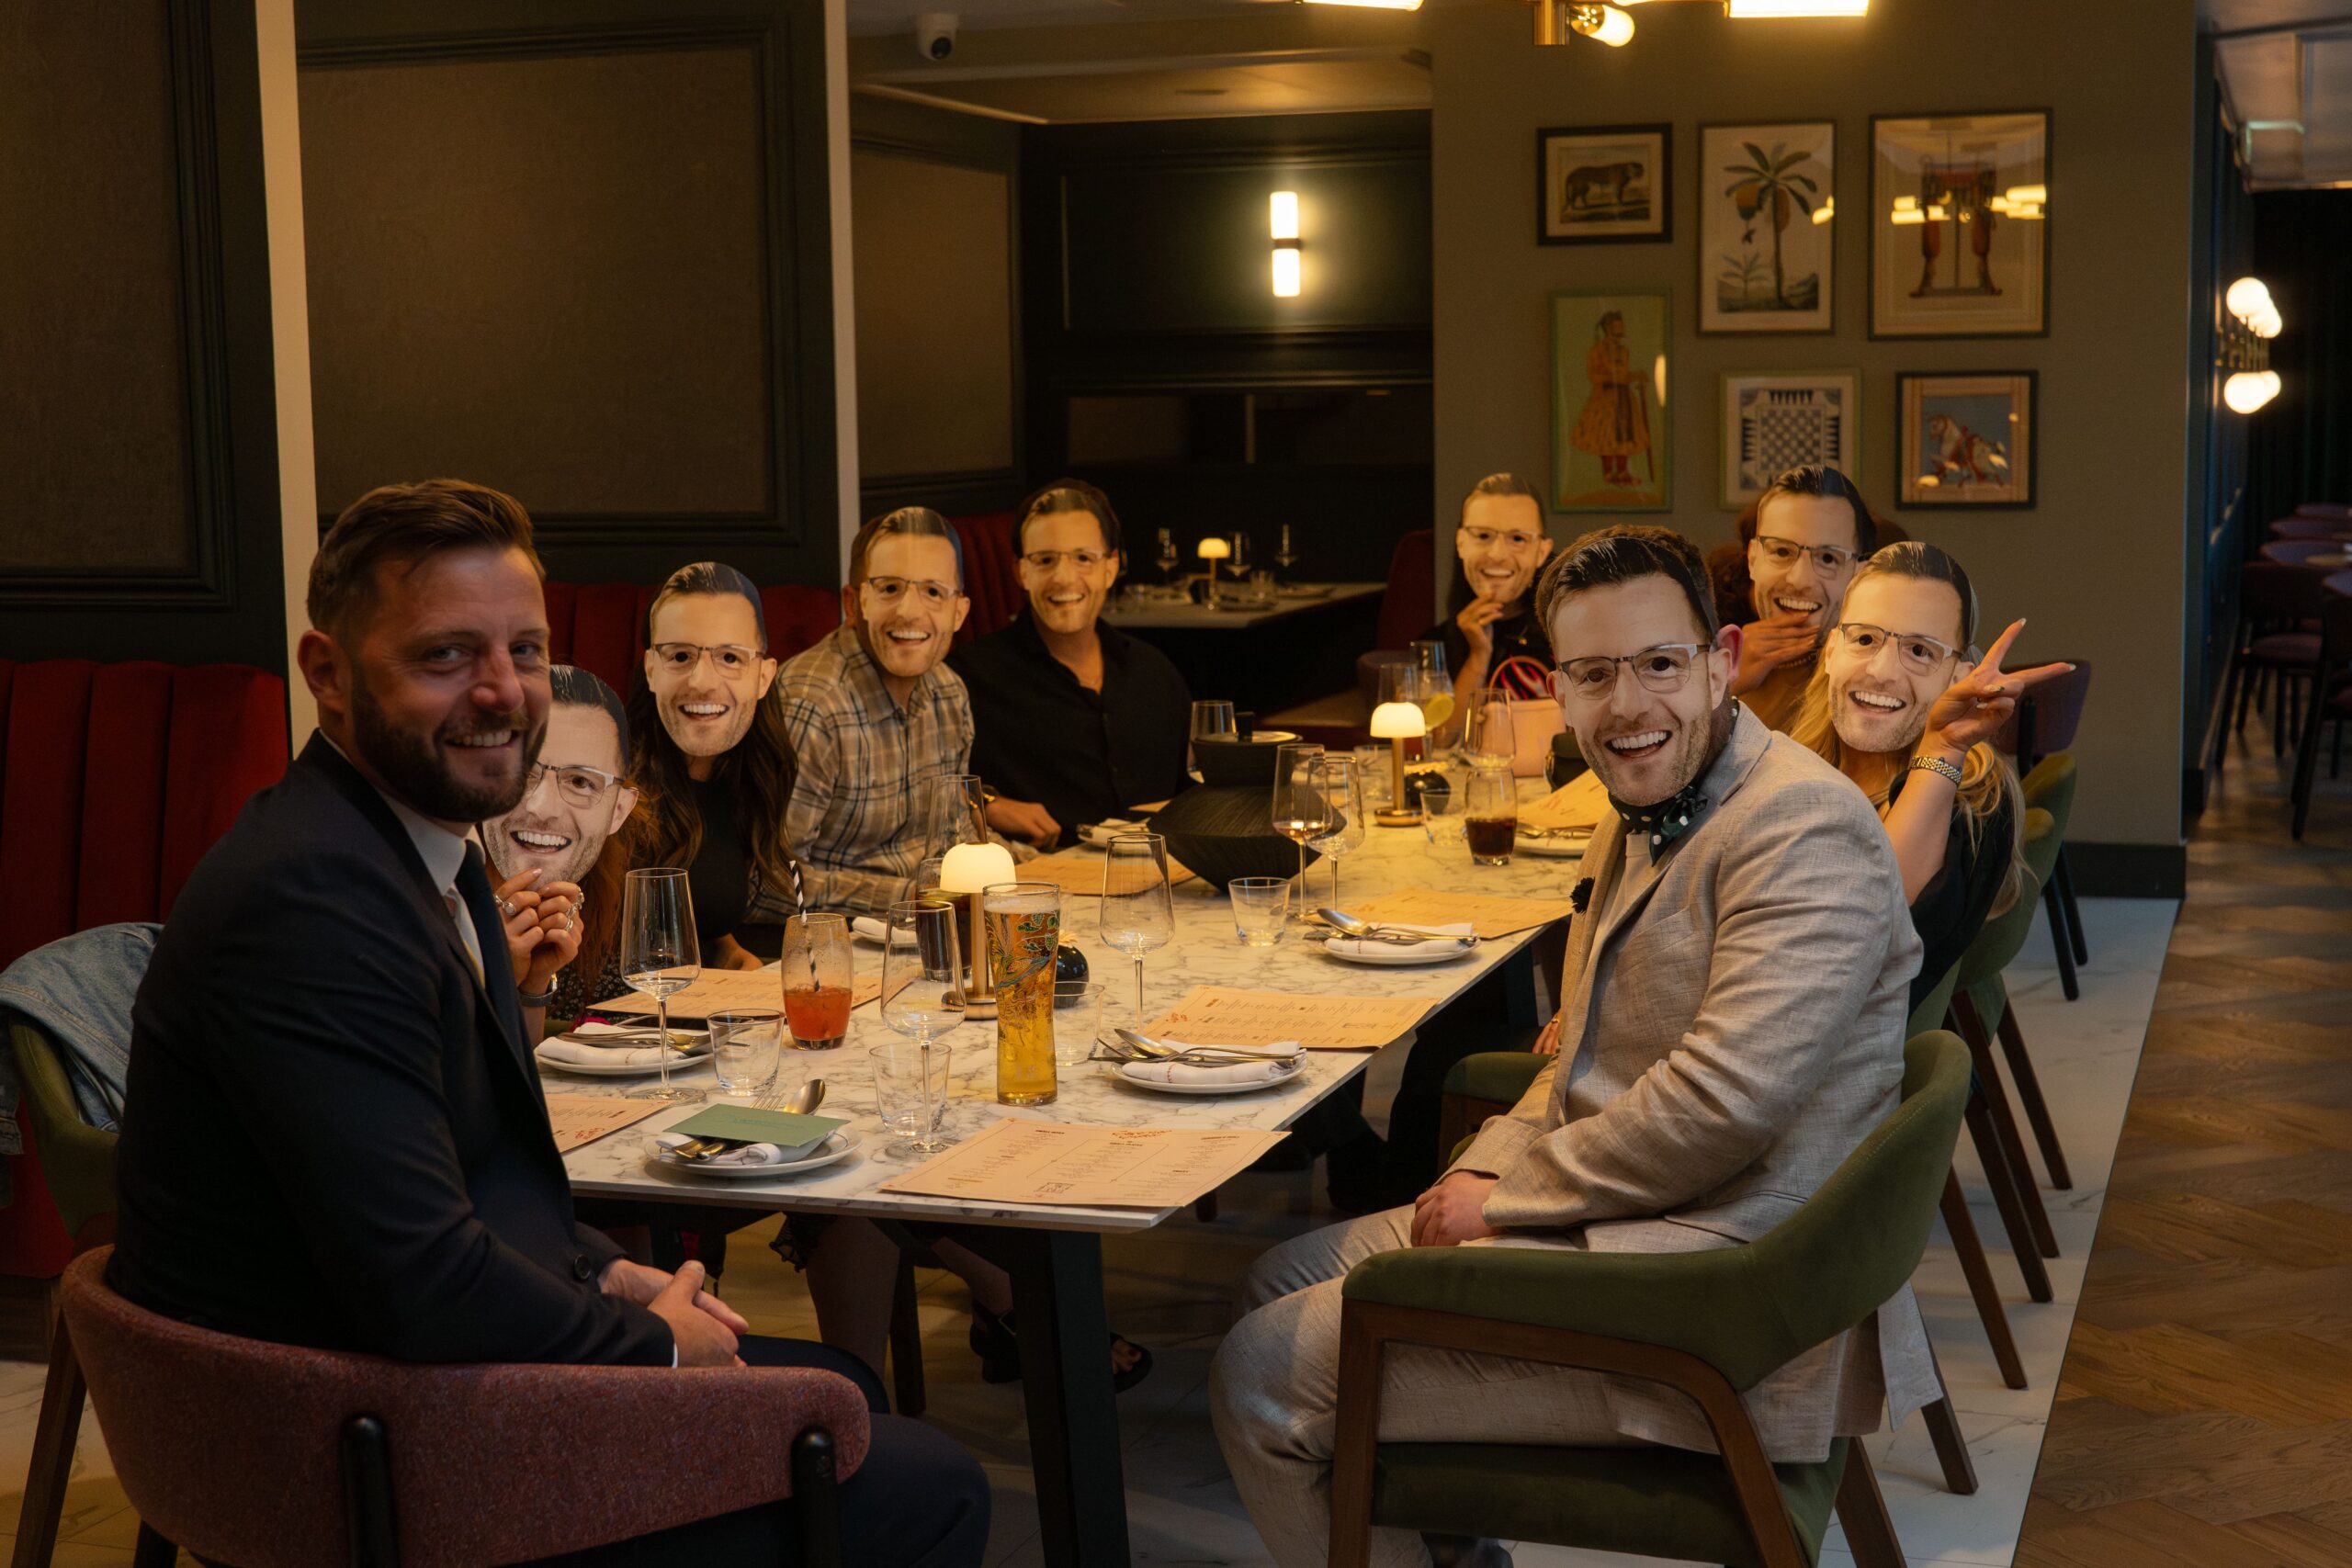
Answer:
[{"left": 1607, "top": 783, "right": 1708, "bottom": 852}]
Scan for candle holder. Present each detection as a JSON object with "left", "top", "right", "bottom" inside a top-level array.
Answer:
[
  {"left": 938, "top": 841, "right": 1016, "bottom": 1019},
  {"left": 1195, "top": 536, "right": 1231, "bottom": 604},
  {"left": 1369, "top": 701, "right": 1428, "bottom": 827}
]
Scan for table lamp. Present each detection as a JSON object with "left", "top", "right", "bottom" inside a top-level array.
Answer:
[
  {"left": 939, "top": 840, "right": 1017, "bottom": 1017},
  {"left": 1370, "top": 701, "right": 1427, "bottom": 826},
  {"left": 1196, "top": 536, "right": 1231, "bottom": 602}
]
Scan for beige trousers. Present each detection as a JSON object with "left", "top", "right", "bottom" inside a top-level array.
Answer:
[{"left": 1208, "top": 1207, "right": 1642, "bottom": 1568}]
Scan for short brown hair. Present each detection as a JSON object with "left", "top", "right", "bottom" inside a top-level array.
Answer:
[
  {"left": 1533, "top": 524, "right": 1717, "bottom": 647},
  {"left": 1016, "top": 479, "right": 1122, "bottom": 557},
  {"left": 848, "top": 506, "right": 964, "bottom": 587},
  {"left": 1754, "top": 463, "right": 1873, "bottom": 557},
  {"left": 309, "top": 479, "right": 543, "bottom": 639}
]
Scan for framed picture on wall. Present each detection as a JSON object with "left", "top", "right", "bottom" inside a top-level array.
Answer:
[
  {"left": 1720, "top": 370, "right": 1860, "bottom": 509},
  {"left": 1552, "top": 290, "right": 1672, "bottom": 513},
  {"left": 1699, "top": 122, "right": 1835, "bottom": 334},
  {"left": 1537, "top": 124, "right": 1672, "bottom": 244},
  {"left": 1869, "top": 111, "right": 2051, "bottom": 338},
  {"left": 1895, "top": 371, "right": 2036, "bottom": 508}
]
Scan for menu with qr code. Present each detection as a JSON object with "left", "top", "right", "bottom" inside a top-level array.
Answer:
[
  {"left": 592, "top": 967, "right": 881, "bottom": 1021},
  {"left": 1139, "top": 987, "right": 1440, "bottom": 1051},
  {"left": 876, "top": 1118, "right": 1287, "bottom": 1208}
]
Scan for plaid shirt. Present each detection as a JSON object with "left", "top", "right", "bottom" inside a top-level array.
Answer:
[{"left": 778, "top": 625, "right": 978, "bottom": 917}]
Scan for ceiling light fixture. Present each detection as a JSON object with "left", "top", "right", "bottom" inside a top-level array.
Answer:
[
  {"left": 1534, "top": 2, "right": 1634, "bottom": 45},
  {"left": 1725, "top": 0, "right": 1868, "bottom": 16},
  {"left": 1271, "top": 191, "right": 1302, "bottom": 299},
  {"left": 1302, "top": 0, "right": 1424, "bottom": 10}
]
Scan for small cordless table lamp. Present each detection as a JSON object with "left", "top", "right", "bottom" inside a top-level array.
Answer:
[
  {"left": 939, "top": 840, "right": 1017, "bottom": 1018},
  {"left": 1370, "top": 701, "right": 1428, "bottom": 826},
  {"left": 1196, "top": 536, "right": 1231, "bottom": 601}
]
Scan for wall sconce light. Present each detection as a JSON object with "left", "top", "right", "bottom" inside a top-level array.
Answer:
[
  {"left": 2221, "top": 276, "right": 2282, "bottom": 414},
  {"left": 1725, "top": 0, "right": 1869, "bottom": 16},
  {"left": 1302, "top": 0, "right": 1423, "bottom": 9},
  {"left": 1534, "top": 1, "right": 1634, "bottom": 46},
  {"left": 1271, "top": 190, "right": 1302, "bottom": 299}
]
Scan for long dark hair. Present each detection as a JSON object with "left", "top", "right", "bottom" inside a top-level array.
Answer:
[{"left": 626, "top": 562, "right": 801, "bottom": 909}]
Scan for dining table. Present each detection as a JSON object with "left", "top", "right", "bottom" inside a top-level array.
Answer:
[
  {"left": 1100, "top": 581, "right": 1388, "bottom": 714},
  {"left": 551, "top": 773, "right": 1587, "bottom": 1568}
]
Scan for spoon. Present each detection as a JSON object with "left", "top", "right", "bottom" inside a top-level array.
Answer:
[
  {"left": 1113, "top": 1026, "right": 1297, "bottom": 1061},
  {"left": 674, "top": 1079, "right": 831, "bottom": 1158},
  {"left": 1315, "top": 908, "right": 1476, "bottom": 945}
]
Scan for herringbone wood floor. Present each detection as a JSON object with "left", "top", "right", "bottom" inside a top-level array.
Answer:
[{"left": 2018, "top": 715, "right": 2352, "bottom": 1567}]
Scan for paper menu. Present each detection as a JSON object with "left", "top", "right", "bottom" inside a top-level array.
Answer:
[
  {"left": 1015, "top": 845, "right": 1198, "bottom": 897},
  {"left": 1344, "top": 890, "right": 1577, "bottom": 941},
  {"left": 876, "top": 1118, "right": 1286, "bottom": 1208},
  {"left": 1139, "top": 987, "right": 1438, "bottom": 1052},
  {"left": 592, "top": 967, "right": 881, "bottom": 1021},
  {"left": 543, "top": 1096, "right": 669, "bottom": 1153},
  {"left": 1520, "top": 771, "right": 1610, "bottom": 830}
]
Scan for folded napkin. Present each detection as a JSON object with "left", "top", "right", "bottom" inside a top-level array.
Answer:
[
  {"left": 537, "top": 1040, "right": 704, "bottom": 1069},
  {"left": 851, "top": 916, "right": 889, "bottom": 942},
  {"left": 652, "top": 1131, "right": 821, "bottom": 1167},
  {"left": 1119, "top": 1041, "right": 1304, "bottom": 1087},
  {"left": 1079, "top": 817, "right": 1144, "bottom": 847},
  {"left": 1324, "top": 922, "right": 1474, "bottom": 959}
]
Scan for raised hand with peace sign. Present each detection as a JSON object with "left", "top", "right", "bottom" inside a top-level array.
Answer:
[{"left": 1917, "top": 618, "right": 2076, "bottom": 763}]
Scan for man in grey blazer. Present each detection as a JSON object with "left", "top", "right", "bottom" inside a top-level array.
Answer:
[{"left": 1211, "top": 525, "right": 1936, "bottom": 1568}]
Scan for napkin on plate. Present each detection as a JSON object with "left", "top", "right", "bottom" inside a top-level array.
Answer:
[
  {"left": 851, "top": 916, "right": 889, "bottom": 943},
  {"left": 651, "top": 1131, "right": 823, "bottom": 1167},
  {"left": 537, "top": 1040, "right": 703, "bottom": 1069},
  {"left": 1323, "top": 922, "right": 1475, "bottom": 959},
  {"left": 565, "top": 1020, "right": 709, "bottom": 1044},
  {"left": 1118, "top": 1041, "right": 1304, "bottom": 1087}
]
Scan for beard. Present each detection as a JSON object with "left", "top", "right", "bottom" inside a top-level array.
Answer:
[
  {"left": 1829, "top": 685, "right": 1930, "bottom": 757},
  {"left": 351, "top": 671, "right": 539, "bottom": 824},
  {"left": 1585, "top": 691, "right": 1737, "bottom": 808}
]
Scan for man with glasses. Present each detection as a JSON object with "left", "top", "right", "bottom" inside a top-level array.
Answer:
[
  {"left": 949, "top": 479, "right": 1192, "bottom": 848},
  {"left": 1422, "top": 473, "right": 1556, "bottom": 711},
  {"left": 779, "top": 507, "right": 1045, "bottom": 915},
  {"left": 1727, "top": 464, "right": 1876, "bottom": 730},
  {"left": 1213, "top": 524, "right": 1935, "bottom": 1568}
]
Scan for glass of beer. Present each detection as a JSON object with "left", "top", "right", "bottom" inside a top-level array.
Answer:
[
  {"left": 1464, "top": 763, "right": 1519, "bottom": 866},
  {"left": 781, "top": 912, "right": 854, "bottom": 1049},
  {"left": 982, "top": 881, "right": 1062, "bottom": 1105}
]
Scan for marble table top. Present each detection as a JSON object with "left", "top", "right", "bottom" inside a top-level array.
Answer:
[{"left": 557, "top": 774, "right": 1585, "bottom": 1233}]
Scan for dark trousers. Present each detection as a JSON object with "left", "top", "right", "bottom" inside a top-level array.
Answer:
[{"left": 528, "top": 1337, "right": 990, "bottom": 1567}]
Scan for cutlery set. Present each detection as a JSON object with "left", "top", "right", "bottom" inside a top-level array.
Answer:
[{"left": 666, "top": 1080, "right": 829, "bottom": 1161}]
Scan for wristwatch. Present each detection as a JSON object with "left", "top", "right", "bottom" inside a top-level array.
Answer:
[
  {"left": 516, "top": 987, "right": 556, "bottom": 1008},
  {"left": 1907, "top": 754, "right": 1964, "bottom": 787}
]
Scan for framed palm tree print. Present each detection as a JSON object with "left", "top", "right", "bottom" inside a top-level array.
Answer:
[{"left": 1699, "top": 122, "right": 1834, "bottom": 334}]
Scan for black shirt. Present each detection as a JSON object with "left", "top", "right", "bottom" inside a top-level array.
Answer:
[
  {"left": 950, "top": 611, "right": 1193, "bottom": 847},
  {"left": 686, "top": 777, "right": 749, "bottom": 965},
  {"left": 1422, "top": 607, "right": 1552, "bottom": 684},
  {"left": 1896, "top": 767, "right": 2018, "bottom": 1010}
]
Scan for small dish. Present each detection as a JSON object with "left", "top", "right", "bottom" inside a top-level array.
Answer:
[{"left": 647, "top": 1130, "right": 864, "bottom": 1179}]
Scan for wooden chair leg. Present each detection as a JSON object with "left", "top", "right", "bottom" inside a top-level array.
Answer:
[
  {"left": 2054, "top": 846, "right": 2088, "bottom": 966},
  {"left": 1994, "top": 1004, "right": 2072, "bottom": 1190},
  {"left": 1329, "top": 1301, "right": 1386, "bottom": 1568},
  {"left": 1834, "top": 1441, "right": 1908, "bottom": 1568},
  {"left": 1940, "top": 1168, "right": 2028, "bottom": 1388},
  {"left": 130, "top": 1525, "right": 176, "bottom": 1568},
  {"left": 1193, "top": 1193, "right": 1219, "bottom": 1224},
  {"left": 888, "top": 1257, "right": 927, "bottom": 1418},
  {"left": 13, "top": 1309, "right": 86, "bottom": 1568},
  {"left": 1963, "top": 1090, "right": 2053, "bottom": 1302},
  {"left": 1951, "top": 997, "right": 2058, "bottom": 1259},
  {"left": 2042, "top": 875, "right": 2081, "bottom": 1002},
  {"left": 1921, "top": 1396, "right": 1978, "bottom": 1496}
]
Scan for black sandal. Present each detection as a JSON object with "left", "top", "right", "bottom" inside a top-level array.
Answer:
[{"left": 968, "top": 1303, "right": 1154, "bottom": 1393}]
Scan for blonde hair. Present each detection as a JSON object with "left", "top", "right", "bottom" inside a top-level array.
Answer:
[{"left": 1787, "top": 543, "right": 2025, "bottom": 914}]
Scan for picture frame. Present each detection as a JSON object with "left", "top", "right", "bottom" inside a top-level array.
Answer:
[
  {"left": 1551, "top": 290, "right": 1672, "bottom": 513},
  {"left": 1895, "top": 371, "right": 2036, "bottom": 508},
  {"left": 1869, "top": 111, "right": 2051, "bottom": 338},
  {"left": 1720, "top": 370, "right": 1860, "bottom": 510},
  {"left": 1699, "top": 121, "right": 1835, "bottom": 334},
  {"left": 1537, "top": 124, "right": 1672, "bottom": 245}
]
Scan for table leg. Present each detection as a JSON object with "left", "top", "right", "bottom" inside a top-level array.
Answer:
[{"left": 988, "top": 1228, "right": 1131, "bottom": 1568}]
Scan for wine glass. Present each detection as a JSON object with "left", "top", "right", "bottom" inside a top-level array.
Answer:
[
  {"left": 1273, "top": 524, "right": 1299, "bottom": 582},
  {"left": 1187, "top": 700, "right": 1238, "bottom": 783},
  {"left": 619, "top": 867, "right": 702, "bottom": 1101},
  {"left": 1461, "top": 689, "right": 1517, "bottom": 772},
  {"left": 1270, "top": 741, "right": 1330, "bottom": 896},
  {"left": 1411, "top": 639, "right": 1456, "bottom": 755},
  {"left": 928, "top": 773, "right": 989, "bottom": 856},
  {"left": 1306, "top": 756, "right": 1366, "bottom": 905},
  {"left": 879, "top": 898, "right": 963, "bottom": 1154},
  {"left": 1099, "top": 833, "right": 1175, "bottom": 1025},
  {"left": 1228, "top": 532, "right": 1251, "bottom": 574},
  {"left": 1156, "top": 527, "right": 1179, "bottom": 586}
]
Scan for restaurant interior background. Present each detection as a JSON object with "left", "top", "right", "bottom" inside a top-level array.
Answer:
[{"left": 6, "top": 0, "right": 2349, "bottom": 887}]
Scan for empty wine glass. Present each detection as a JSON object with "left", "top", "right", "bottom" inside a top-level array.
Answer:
[
  {"left": 1156, "top": 527, "right": 1179, "bottom": 586},
  {"left": 1461, "top": 689, "right": 1517, "bottom": 772},
  {"left": 1271, "top": 741, "right": 1330, "bottom": 895},
  {"left": 879, "top": 899, "right": 963, "bottom": 1153},
  {"left": 1228, "top": 532, "right": 1251, "bottom": 574},
  {"left": 619, "top": 867, "right": 701, "bottom": 1101},
  {"left": 1273, "top": 524, "right": 1299, "bottom": 581},
  {"left": 1187, "top": 700, "right": 1237, "bottom": 784},
  {"left": 927, "top": 773, "right": 989, "bottom": 856},
  {"left": 1307, "top": 756, "right": 1366, "bottom": 905},
  {"left": 1099, "top": 833, "right": 1175, "bottom": 1025}
]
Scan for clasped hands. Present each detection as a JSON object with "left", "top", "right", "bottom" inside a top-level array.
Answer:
[
  {"left": 493, "top": 867, "right": 582, "bottom": 996},
  {"left": 601, "top": 1258, "right": 751, "bottom": 1367}
]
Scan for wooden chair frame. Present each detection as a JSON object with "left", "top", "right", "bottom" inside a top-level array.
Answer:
[{"left": 1329, "top": 1299, "right": 1906, "bottom": 1568}]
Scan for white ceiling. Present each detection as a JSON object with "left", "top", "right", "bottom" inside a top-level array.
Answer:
[{"left": 2206, "top": 0, "right": 2352, "bottom": 186}]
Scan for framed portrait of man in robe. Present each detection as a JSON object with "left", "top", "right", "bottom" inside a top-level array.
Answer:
[{"left": 1551, "top": 290, "right": 1671, "bottom": 513}]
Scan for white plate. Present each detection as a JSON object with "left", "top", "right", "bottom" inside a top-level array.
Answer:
[
  {"left": 1320, "top": 940, "right": 1476, "bottom": 966},
  {"left": 648, "top": 1130, "right": 864, "bottom": 1179},
  {"left": 1516, "top": 836, "right": 1590, "bottom": 858},
  {"left": 1275, "top": 583, "right": 1335, "bottom": 599},
  {"left": 536, "top": 1045, "right": 712, "bottom": 1077},
  {"left": 1113, "top": 1063, "right": 1303, "bottom": 1095}
]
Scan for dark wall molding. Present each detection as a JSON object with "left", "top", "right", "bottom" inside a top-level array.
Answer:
[{"left": 859, "top": 467, "right": 1023, "bottom": 520}]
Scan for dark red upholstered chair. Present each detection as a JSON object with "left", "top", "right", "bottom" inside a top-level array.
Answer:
[
  {"left": 542, "top": 581, "right": 842, "bottom": 696},
  {"left": 2290, "top": 572, "right": 2352, "bottom": 841},
  {"left": 1373, "top": 529, "right": 1436, "bottom": 652},
  {"left": 2222, "top": 561, "right": 2333, "bottom": 763},
  {"left": 950, "top": 509, "right": 1023, "bottom": 645},
  {"left": 2295, "top": 502, "right": 2352, "bottom": 523},
  {"left": 2262, "top": 538, "right": 2341, "bottom": 568},
  {"left": 0, "top": 660, "right": 287, "bottom": 1281},
  {"left": 2269, "top": 516, "right": 2352, "bottom": 541},
  {"left": 62, "top": 1247, "right": 867, "bottom": 1567},
  {"left": 1992, "top": 661, "right": 2093, "bottom": 998}
]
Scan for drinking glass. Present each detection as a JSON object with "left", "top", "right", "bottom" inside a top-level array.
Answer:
[
  {"left": 619, "top": 868, "right": 701, "bottom": 1101},
  {"left": 1156, "top": 527, "right": 1180, "bottom": 585},
  {"left": 1249, "top": 568, "right": 1275, "bottom": 601},
  {"left": 1273, "top": 524, "right": 1299, "bottom": 581},
  {"left": 1307, "top": 756, "right": 1366, "bottom": 905},
  {"left": 879, "top": 898, "right": 963, "bottom": 1050},
  {"left": 1098, "top": 833, "right": 1175, "bottom": 1025},
  {"left": 983, "top": 881, "right": 1062, "bottom": 1106},
  {"left": 1188, "top": 700, "right": 1237, "bottom": 783},
  {"left": 1051, "top": 980, "right": 1107, "bottom": 1069},
  {"left": 1464, "top": 764, "right": 1519, "bottom": 866},
  {"left": 1461, "top": 690, "right": 1517, "bottom": 772},
  {"left": 1228, "top": 532, "right": 1251, "bottom": 573},
  {"left": 1271, "top": 741, "right": 1330, "bottom": 893},
  {"left": 1411, "top": 639, "right": 1456, "bottom": 753},
  {"left": 709, "top": 1008, "right": 782, "bottom": 1096},
  {"left": 1228, "top": 876, "right": 1290, "bottom": 947},
  {"left": 1352, "top": 741, "right": 1391, "bottom": 807},
  {"left": 871, "top": 1038, "right": 954, "bottom": 1156},
  {"left": 927, "top": 772, "right": 989, "bottom": 856},
  {"left": 1419, "top": 766, "right": 1466, "bottom": 851},
  {"left": 782, "top": 913, "right": 854, "bottom": 1050}
]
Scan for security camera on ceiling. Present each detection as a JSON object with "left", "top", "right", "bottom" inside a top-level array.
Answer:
[{"left": 915, "top": 13, "right": 957, "bottom": 61}]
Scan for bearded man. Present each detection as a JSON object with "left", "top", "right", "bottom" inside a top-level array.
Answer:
[{"left": 1210, "top": 524, "right": 1936, "bottom": 1568}]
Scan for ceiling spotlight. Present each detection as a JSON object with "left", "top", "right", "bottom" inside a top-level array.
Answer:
[
  {"left": 1302, "top": 0, "right": 1425, "bottom": 9},
  {"left": 1577, "top": 3, "right": 1637, "bottom": 44}
]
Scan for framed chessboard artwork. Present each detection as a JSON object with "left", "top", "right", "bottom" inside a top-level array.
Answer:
[
  {"left": 1896, "top": 370, "right": 2036, "bottom": 508},
  {"left": 1870, "top": 111, "right": 2051, "bottom": 338},
  {"left": 1552, "top": 290, "right": 1672, "bottom": 513},
  {"left": 1538, "top": 124, "right": 1672, "bottom": 245},
  {"left": 1699, "top": 121, "right": 1834, "bottom": 334},
  {"left": 1721, "top": 371, "right": 1860, "bottom": 509}
]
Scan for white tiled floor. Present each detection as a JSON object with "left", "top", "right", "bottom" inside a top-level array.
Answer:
[{"left": 0, "top": 897, "right": 2172, "bottom": 1567}]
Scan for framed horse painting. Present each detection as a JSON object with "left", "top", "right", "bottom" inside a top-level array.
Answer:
[
  {"left": 1896, "top": 370, "right": 2036, "bottom": 509},
  {"left": 1538, "top": 124, "right": 1671, "bottom": 244}
]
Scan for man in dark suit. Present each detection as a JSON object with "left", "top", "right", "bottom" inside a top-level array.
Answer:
[{"left": 110, "top": 479, "right": 988, "bottom": 1565}]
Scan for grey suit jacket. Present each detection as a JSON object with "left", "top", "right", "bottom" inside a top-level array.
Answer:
[{"left": 1454, "top": 705, "right": 1937, "bottom": 1461}]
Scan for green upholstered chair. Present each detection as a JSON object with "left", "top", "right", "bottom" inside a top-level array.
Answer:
[
  {"left": 2019, "top": 754, "right": 2086, "bottom": 999},
  {"left": 1953, "top": 810, "right": 2071, "bottom": 1197},
  {"left": 1381, "top": 1033, "right": 1974, "bottom": 1563},
  {"left": 1910, "top": 964, "right": 2027, "bottom": 1394},
  {"left": 6, "top": 1016, "right": 123, "bottom": 1568}
]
